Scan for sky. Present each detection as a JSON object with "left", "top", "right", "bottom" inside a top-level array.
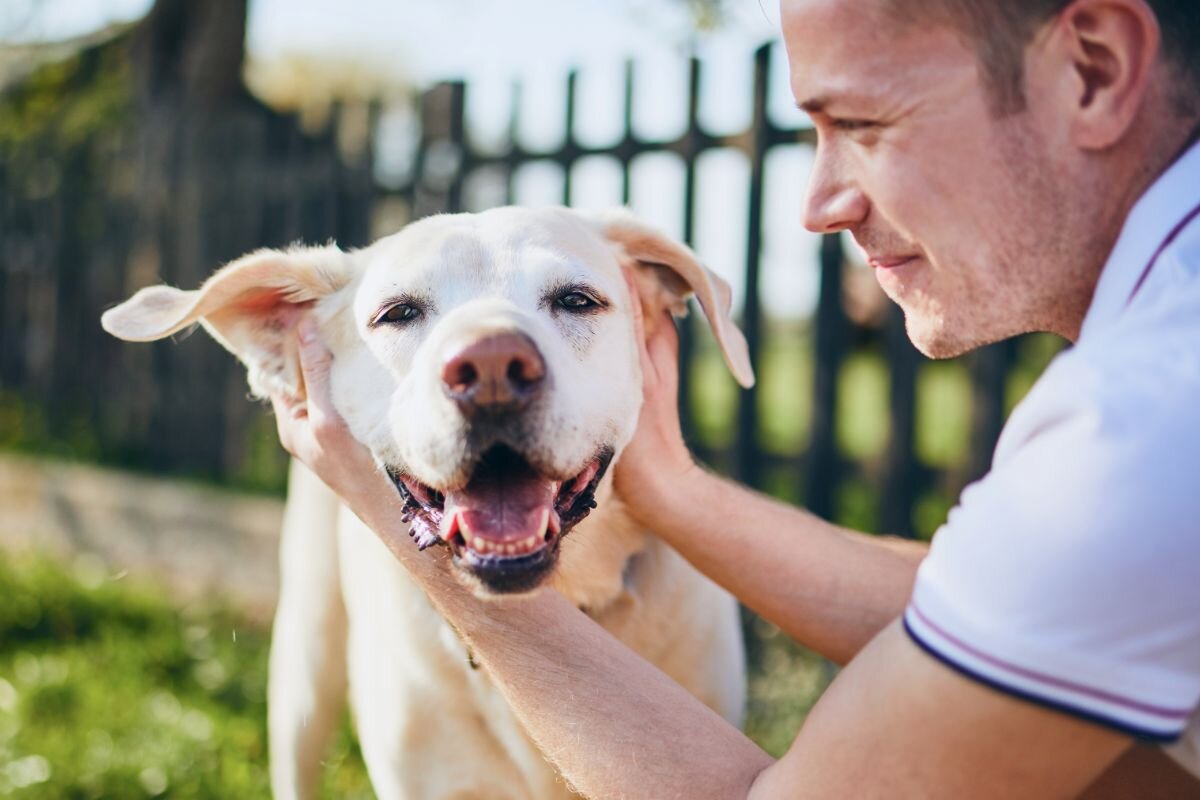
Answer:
[{"left": 2, "top": 0, "right": 833, "bottom": 318}]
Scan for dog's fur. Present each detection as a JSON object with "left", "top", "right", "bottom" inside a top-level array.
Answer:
[{"left": 103, "top": 207, "right": 754, "bottom": 799}]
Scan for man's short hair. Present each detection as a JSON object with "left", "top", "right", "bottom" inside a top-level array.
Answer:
[{"left": 886, "top": 0, "right": 1200, "bottom": 117}]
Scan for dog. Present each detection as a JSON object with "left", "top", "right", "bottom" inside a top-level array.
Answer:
[{"left": 102, "top": 206, "right": 755, "bottom": 799}]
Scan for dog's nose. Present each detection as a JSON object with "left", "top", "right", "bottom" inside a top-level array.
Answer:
[{"left": 441, "top": 332, "right": 546, "bottom": 411}]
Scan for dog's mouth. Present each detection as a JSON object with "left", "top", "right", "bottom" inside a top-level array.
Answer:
[{"left": 387, "top": 445, "right": 612, "bottom": 593}]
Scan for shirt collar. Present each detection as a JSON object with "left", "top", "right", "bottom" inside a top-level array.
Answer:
[{"left": 1078, "top": 138, "right": 1200, "bottom": 340}]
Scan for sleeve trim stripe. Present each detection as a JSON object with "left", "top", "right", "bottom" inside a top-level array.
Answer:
[
  {"left": 903, "top": 615, "right": 1183, "bottom": 743},
  {"left": 906, "top": 603, "right": 1192, "bottom": 722}
]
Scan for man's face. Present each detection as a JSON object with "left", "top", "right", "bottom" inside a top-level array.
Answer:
[{"left": 782, "top": 0, "right": 1085, "bottom": 357}]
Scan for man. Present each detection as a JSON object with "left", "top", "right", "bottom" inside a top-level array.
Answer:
[{"left": 272, "top": 0, "right": 1200, "bottom": 795}]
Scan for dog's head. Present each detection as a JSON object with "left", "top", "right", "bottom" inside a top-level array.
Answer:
[{"left": 102, "top": 207, "right": 752, "bottom": 595}]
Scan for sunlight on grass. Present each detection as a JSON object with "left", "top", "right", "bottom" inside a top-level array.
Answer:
[
  {"left": 757, "top": 334, "right": 813, "bottom": 454},
  {"left": 836, "top": 352, "right": 889, "bottom": 461},
  {"left": 742, "top": 615, "right": 832, "bottom": 758},
  {"left": 0, "top": 555, "right": 829, "bottom": 796},
  {"left": 915, "top": 362, "right": 971, "bottom": 469},
  {"left": 0, "top": 557, "right": 370, "bottom": 798}
]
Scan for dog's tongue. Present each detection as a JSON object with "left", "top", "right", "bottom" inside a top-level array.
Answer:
[{"left": 443, "top": 473, "right": 556, "bottom": 545}]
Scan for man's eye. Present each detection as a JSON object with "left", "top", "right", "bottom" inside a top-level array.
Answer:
[
  {"left": 556, "top": 291, "right": 597, "bottom": 311},
  {"left": 377, "top": 303, "right": 422, "bottom": 325},
  {"left": 832, "top": 118, "right": 876, "bottom": 132}
]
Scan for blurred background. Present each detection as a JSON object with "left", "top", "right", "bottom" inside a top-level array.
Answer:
[{"left": 0, "top": 0, "right": 1065, "bottom": 795}]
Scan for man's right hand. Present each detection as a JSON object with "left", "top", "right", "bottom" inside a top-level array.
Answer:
[{"left": 613, "top": 272, "right": 708, "bottom": 529}]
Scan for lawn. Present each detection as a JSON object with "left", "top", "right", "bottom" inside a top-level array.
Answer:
[
  {"left": 0, "top": 557, "right": 371, "bottom": 798},
  {"left": 0, "top": 555, "right": 828, "bottom": 797}
]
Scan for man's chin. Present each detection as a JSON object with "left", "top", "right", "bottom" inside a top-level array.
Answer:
[{"left": 903, "top": 313, "right": 978, "bottom": 360}]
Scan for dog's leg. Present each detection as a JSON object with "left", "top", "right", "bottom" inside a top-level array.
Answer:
[{"left": 269, "top": 460, "right": 348, "bottom": 800}]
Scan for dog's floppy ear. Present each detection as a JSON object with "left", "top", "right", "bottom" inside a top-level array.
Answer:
[
  {"left": 101, "top": 244, "right": 353, "bottom": 399},
  {"left": 587, "top": 209, "right": 754, "bottom": 389}
]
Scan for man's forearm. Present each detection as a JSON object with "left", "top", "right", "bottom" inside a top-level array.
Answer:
[
  {"left": 446, "top": 585, "right": 772, "bottom": 800},
  {"left": 640, "top": 467, "right": 927, "bottom": 664},
  {"left": 353, "top": 484, "right": 774, "bottom": 800}
]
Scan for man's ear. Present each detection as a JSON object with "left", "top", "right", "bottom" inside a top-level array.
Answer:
[
  {"left": 101, "top": 244, "right": 353, "bottom": 399},
  {"left": 586, "top": 208, "right": 754, "bottom": 388},
  {"left": 1052, "top": 0, "right": 1161, "bottom": 150}
]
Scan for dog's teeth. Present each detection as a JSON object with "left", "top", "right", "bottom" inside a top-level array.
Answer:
[
  {"left": 473, "top": 536, "right": 487, "bottom": 552},
  {"left": 505, "top": 544, "right": 516, "bottom": 555},
  {"left": 536, "top": 508, "right": 550, "bottom": 537}
]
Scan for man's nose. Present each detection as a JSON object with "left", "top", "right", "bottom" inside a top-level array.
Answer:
[
  {"left": 802, "top": 146, "right": 869, "bottom": 234},
  {"left": 441, "top": 332, "right": 547, "bottom": 412}
]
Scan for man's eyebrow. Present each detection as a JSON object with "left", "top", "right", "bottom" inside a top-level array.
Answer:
[
  {"left": 796, "top": 91, "right": 883, "bottom": 114},
  {"left": 796, "top": 96, "right": 827, "bottom": 114}
]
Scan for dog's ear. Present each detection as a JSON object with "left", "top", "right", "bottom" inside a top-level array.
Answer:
[
  {"left": 587, "top": 209, "right": 754, "bottom": 389},
  {"left": 101, "top": 244, "right": 353, "bottom": 399}
]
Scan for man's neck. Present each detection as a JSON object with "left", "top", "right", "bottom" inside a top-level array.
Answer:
[{"left": 1060, "top": 112, "right": 1200, "bottom": 342}]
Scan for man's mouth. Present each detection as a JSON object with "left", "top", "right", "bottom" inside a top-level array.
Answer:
[
  {"left": 867, "top": 254, "right": 918, "bottom": 270},
  {"left": 386, "top": 445, "right": 612, "bottom": 592}
]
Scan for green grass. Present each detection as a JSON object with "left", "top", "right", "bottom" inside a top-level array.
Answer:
[
  {"left": 0, "top": 556, "right": 828, "bottom": 796},
  {"left": 0, "top": 556, "right": 370, "bottom": 798},
  {"left": 741, "top": 615, "right": 831, "bottom": 758}
]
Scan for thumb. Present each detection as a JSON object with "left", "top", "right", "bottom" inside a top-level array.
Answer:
[{"left": 297, "top": 316, "right": 333, "bottom": 408}]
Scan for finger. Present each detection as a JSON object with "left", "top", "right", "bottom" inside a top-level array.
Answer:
[
  {"left": 296, "top": 316, "right": 334, "bottom": 417},
  {"left": 644, "top": 311, "right": 679, "bottom": 385},
  {"left": 622, "top": 268, "right": 663, "bottom": 392},
  {"left": 655, "top": 311, "right": 679, "bottom": 358},
  {"left": 269, "top": 393, "right": 297, "bottom": 454},
  {"left": 622, "top": 268, "right": 647, "bottom": 349}
]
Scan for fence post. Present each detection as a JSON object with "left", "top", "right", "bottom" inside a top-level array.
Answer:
[
  {"left": 965, "top": 339, "right": 1014, "bottom": 485},
  {"left": 677, "top": 56, "right": 706, "bottom": 447},
  {"left": 880, "top": 305, "right": 923, "bottom": 537},
  {"left": 415, "top": 82, "right": 467, "bottom": 216},
  {"left": 805, "top": 232, "right": 847, "bottom": 520},
  {"left": 733, "top": 44, "right": 770, "bottom": 487}
]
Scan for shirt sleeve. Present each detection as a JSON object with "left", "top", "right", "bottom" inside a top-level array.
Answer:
[{"left": 904, "top": 347, "right": 1200, "bottom": 741}]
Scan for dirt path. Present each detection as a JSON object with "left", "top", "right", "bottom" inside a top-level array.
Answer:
[{"left": 0, "top": 454, "right": 283, "bottom": 623}]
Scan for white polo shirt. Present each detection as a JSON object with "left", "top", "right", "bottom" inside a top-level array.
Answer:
[{"left": 904, "top": 138, "right": 1200, "bottom": 777}]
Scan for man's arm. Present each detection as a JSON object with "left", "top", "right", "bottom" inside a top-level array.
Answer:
[
  {"left": 358, "top": 498, "right": 1134, "bottom": 800},
  {"left": 615, "top": 291, "right": 925, "bottom": 664},
  {"left": 746, "top": 621, "right": 1131, "bottom": 799},
  {"left": 272, "top": 319, "right": 1137, "bottom": 800},
  {"left": 628, "top": 466, "right": 926, "bottom": 664}
]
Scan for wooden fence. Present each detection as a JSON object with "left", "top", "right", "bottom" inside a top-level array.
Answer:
[{"left": 0, "top": 39, "right": 1026, "bottom": 536}]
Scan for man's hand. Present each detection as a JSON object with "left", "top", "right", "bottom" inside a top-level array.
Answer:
[
  {"left": 612, "top": 272, "right": 706, "bottom": 528},
  {"left": 269, "top": 318, "right": 387, "bottom": 512}
]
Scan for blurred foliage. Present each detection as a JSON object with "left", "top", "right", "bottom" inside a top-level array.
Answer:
[
  {"left": 0, "top": 390, "right": 289, "bottom": 497},
  {"left": 0, "top": 35, "right": 133, "bottom": 188},
  {"left": 678, "top": 0, "right": 730, "bottom": 30},
  {"left": 0, "top": 392, "right": 101, "bottom": 464},
  {"left": 0, "top": 556, "right": 370, "bottom": 798},
  {"left": 741, "top": 612, "right": 830, "bottom": 757}
]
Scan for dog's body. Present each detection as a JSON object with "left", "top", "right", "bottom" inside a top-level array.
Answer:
[
  {"left": 103, "top": 207, "right": 753, "bottom": 799},
  {"left": 274, "top": 464, "right": 744, "bottom": 799}
]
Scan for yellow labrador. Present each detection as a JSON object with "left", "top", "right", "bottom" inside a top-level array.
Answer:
[{"left": 103, "top": 207, "right": 754, "bottom": 799}]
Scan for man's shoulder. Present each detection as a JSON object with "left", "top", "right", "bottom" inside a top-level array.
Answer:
[
  {"left": 1010, "top": 284, "right": 1200, "bottom": 455},
  {"left": 979, "top": 299, "right": 1200, "bottom": 536}
]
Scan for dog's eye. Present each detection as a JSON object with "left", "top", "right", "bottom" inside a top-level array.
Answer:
[
  {"left": 378, "top": 303, "right": 422, "bottom": 325},
  {"left": 556, "top": 292, "right": 597, "bottom": 311}
]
